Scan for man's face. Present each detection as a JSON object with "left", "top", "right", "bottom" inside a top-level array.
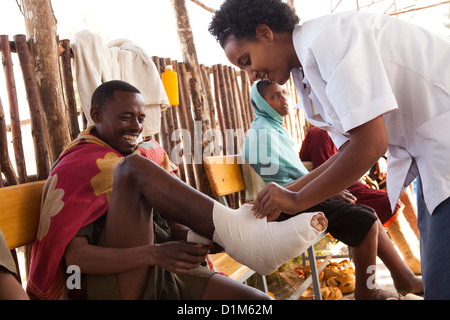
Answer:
[
  {"left": 261, "top": 83, "right": 289, "bottom": 117},
  {"left": 92, "top": 90, "right": 146, "bottom": 155}
]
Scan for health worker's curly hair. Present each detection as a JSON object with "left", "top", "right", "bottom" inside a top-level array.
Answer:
[{"left": 209, "top": 0, "right": 300, "bottom": 47}]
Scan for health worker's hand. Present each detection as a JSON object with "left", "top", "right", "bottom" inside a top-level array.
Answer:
[{"left": 251, "top": 182, "right": 299, "bottom": 221}]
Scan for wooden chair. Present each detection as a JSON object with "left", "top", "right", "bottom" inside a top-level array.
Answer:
[
  {"left": 203, "top": 155, "right": 268, "bottom": 293},
  {"left": 203, "top": 155, "right": 247, "bottom": 206},
  {"left": 0, "top": 180, "right": 46, "bottom": 284},
  {"left": 203, "top": 155, "right": 326, "bottom": 299},
  {"left": 0, "top": 181, "right": 45, "bottom": 251}
]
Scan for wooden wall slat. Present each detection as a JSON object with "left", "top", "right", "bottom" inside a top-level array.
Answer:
[
  {"left": 13, "top": 34, "right": 50, "bottom": 181},
  {"left": 0, "top": 35, "right": 28, "bottom": 184}
]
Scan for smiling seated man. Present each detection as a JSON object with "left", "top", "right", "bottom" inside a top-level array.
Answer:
[{"left": 26, "top": 80, "right": 326, "bottom": 300}]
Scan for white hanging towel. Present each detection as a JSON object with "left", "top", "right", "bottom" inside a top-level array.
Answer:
[{"left": 72, "top": 30, "right": 170, "bottom": 137}]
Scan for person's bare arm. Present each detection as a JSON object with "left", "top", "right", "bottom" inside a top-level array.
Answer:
[
  {"left": 253, "top": 116, "right": 387, "bottom": 219},
  {"left": 283, "top": 148, "right": 344, "bottom": 192},
  {"left": 64, "top": 236, "right": 210, "bottom": 275},
  {"left": 0, "top": 269, "right": 29, "bottom": 300}
]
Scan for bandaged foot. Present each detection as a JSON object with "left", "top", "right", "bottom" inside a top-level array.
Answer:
[{"left": 188, "top": 202, "right": 327, "bottom": 275}]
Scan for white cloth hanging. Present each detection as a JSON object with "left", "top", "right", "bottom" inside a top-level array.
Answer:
[{"left": 72, "top": 30, "right": 170, "bottom": 137}]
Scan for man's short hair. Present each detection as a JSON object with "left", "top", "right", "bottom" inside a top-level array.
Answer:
[{"left": 91, "top": 80, "right": 141, "bottom": 108}]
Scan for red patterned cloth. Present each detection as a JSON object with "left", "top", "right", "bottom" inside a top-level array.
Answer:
[{"left": 26, "top": 127, "right": 177, "bottom": 300}]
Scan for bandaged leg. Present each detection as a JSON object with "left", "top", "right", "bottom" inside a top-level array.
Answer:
[{"left": 188, "top": 202, "right": 327, "bottom": 275}]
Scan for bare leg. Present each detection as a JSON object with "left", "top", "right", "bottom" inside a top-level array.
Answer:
[
  {"left": 352, "top": 220, "right": 422, "bottom": 299},
  {"left": 106, "top": 156, "right": 272, "bottom": 300},
  {"left": 352, "top": 222, "right": 399, "bottom": 299},
  {"left": 0, "top": 231, "right": 28, "bottom": 299},
  {"left": 0, "top": 270, "right": 29, "bottom": 300},
  {"left": 375, "top": 220, "right": 423, "bottom": 295},
  {"left": 119, "top": 154, "right": 216, "bottom": 239},
  {"left": 202, "top": 274, "right": 271, "bottom": 300},
  {"left": 105, "top": 158, "right": 155, "bottom": 300},
  {"left": 114, "top": 154, "right": 326, "bottom": 276}
]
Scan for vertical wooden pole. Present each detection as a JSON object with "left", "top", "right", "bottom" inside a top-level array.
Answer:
[
  {"left": 217, "top": 65, "right": 232, "bottom": 155},
  {"left": 60, "top": 39, "right": 80, "bottom": 140},
  {"left": 177, "top": 62, "right": 197, "bottom": 189},
  {"left": 200, "top": 65, "right": 217, "bottom": 130},
  {"left": 168, "top": 60, "right": 189, "bottom": 182},
  {"left": 200, "top": 65, "right": 219, "bottom": 156},
  {"left": 0, "top": 35, "right": 28, "bottom": 184},
  {"left": 0, "top": 94, "right": 18, "bottom": 185},
  {"left": 240, "top": 70, "right": 254, "bottom": 127},
  {"left": 228, "top": 67, "right": 245, "bottom": 153},
  {"left": 171, "top": 0, "right": 212, "bottom": 196},
  {"left": 21, "top": 0, "right": 71, "bottom": 162},
  {"left": 232, "top": 69, "right": 249, "bottom": 132},
  {"left": 157, "top": 57, "right": 171, "bottom": 151},
  {"left": 212, "top": 65, "right": 226, "bottom": 150},
  {"left": 232, "top": 69, "right": 244, "bottom": 122},
  {"left": 224, "top": 66, "right": 238, "bottom": 155},
  {"left": 13, "top": 34, "right": 51, "bottom": 181}
]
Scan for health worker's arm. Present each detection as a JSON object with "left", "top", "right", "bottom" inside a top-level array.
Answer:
[{"left": 252, "top": 116, "right": 387, "bottom": 220}]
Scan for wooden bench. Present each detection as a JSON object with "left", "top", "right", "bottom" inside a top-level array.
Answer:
[{"left": 203, "top": 155, "right": 325, "bottom": 299}]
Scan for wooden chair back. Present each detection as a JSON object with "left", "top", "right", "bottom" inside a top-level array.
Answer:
[
  {"left": 203, "top": 155, "right": 245, "bottom": 197},
  {"left": 0, "top": 180, "right": 45, "bottom": 250},
  {"left": 202, "top": 155, "right": 268, "bottom": 292}
]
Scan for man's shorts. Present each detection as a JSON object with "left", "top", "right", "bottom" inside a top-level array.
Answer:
[
  {"left": 73, "top": 212, "right": 215, "bottom": 300},
  {"left": 278, "top": 198, "right": 378, "bottom": 247}
]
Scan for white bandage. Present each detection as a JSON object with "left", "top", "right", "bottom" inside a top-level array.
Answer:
[
  {"left": 187, "top": 230, "right": 210, "bottom": 246},
  {"left": 211, "top": 202, "right": 325, "bottom": 275}
]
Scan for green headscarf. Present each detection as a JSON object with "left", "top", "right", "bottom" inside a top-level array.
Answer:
[{"left": 243, "top": 81, "right": 309, "bottom": 186}]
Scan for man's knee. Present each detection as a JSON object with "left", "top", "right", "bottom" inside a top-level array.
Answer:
[
  {"left": 114, "top": 154, "right": 143, "bottom": 185},
  {"left": 114, "top": 153, "right": 161, "bottom": 189}
]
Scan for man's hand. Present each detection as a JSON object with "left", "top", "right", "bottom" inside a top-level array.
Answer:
[
  {"left": 150, "top": 241, "right": 210, "bottom": 274},
  {"left": 65, "top": 237, "right": 211, "bottom": 276},
  {"left": 169, "top": 221, "right": 222, "bottom": 254}
]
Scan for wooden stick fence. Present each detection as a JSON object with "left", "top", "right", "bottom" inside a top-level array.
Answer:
[
  {"left": 0, "top": 34, "right": 52, "bottom": 281},
  {"left": 0, "top": 34, "right": 310, "bottom": 195}
]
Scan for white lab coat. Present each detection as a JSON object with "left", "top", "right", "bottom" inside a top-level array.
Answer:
[{"left": 291, "top": 11, "right": 450, "bottom": 215}]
